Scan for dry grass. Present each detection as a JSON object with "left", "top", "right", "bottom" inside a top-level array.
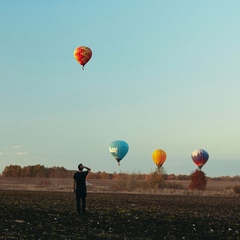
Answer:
[
  {"left": 0, "top": 177, "right": 72, "bottom": 192},
  {"left": 0, "top": 177, "right": 239, "bottom": 196}
]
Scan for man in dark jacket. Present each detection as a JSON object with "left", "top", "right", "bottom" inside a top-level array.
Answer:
[{"left": 73, "top": 163, "right": 91, "bottom": 215}]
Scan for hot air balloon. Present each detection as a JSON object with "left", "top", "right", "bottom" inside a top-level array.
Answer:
[
  {"left": 74, "top": 46, "right": 92, "bottom": 70},
  {"left": 109, "top": 140, "right": 129, "bottom": 166},
  {"left": 152, "top": 149, "right": 167, "bottom": 169},
  {"left": 191, "top": 149, "right": 209, "bottom": 169}
]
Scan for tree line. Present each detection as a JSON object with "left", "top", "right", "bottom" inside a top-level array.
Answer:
[
  {"left": 1, "top": 164, "right": 240, "bottom": 181},
  {"left": 2, "top": 164, "right": 71, "bottom": 178},
  {"left": 1, "top": 164, "right": 190, "bottom": 180}
]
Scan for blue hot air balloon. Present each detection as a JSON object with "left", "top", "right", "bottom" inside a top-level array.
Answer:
[{"left": 109, "top": 140, "right": 129, "bottom": 166}]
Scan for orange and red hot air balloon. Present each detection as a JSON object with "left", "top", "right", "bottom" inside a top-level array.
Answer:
[
  {"left": 74, "top": 46, "right": 92, "bottom": 70},
  {"left": 152, "top": 149, "right": 167, "bottom": 169}
]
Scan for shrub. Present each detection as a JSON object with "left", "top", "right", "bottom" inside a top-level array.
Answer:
[
  {"left": 145, "top": 172, "right": 164, "bottom": 189},
  {"left": 233, "top": 185, "right": 240, "bottom": 194},
  {"left": 114, "top": 172, "right": 143, "bottom": 191},
  {"left": 189, "top": 170, "right": 207, "bottom": 190}
]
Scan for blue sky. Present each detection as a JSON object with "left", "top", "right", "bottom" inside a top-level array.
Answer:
[{"left": 1, "top": 1, "right": 240, "bottom": 177}]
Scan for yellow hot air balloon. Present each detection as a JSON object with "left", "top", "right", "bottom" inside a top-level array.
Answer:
[{"left": 152, "top": 149, "right": 166, "bottom": 168}]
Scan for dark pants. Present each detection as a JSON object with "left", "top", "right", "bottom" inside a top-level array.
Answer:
[{"left": 76, "top": 190, "right": 86, "bottom": 214}]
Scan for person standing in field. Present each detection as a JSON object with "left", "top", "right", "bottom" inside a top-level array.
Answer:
[{"left": 73, "top": 163, "right": 91, "bottom": 215}]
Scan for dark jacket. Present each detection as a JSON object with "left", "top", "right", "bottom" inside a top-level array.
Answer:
[{"left": 73, "top": 171, "right": 89, "bottom": 196}]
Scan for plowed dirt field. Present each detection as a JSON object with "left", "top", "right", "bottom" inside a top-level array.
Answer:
[{"left": 0, "top": 190, "right": 239, "bottom": 239}]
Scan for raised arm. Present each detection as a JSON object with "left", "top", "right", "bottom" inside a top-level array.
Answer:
[{"left": 83, "top": 166, "right": 91, "bottom": 172}]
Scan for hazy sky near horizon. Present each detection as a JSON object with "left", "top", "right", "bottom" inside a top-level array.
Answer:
[{"left": 1, "top": 1, "right": 240, "bottom": 177}]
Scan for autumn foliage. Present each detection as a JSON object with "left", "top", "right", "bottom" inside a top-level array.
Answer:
[
  {"left": 189, "top": 169, "right": 207, "bottom": 190},
  {"left": 233, "top": 185, "right": 240, "bottom": 194},
  {"left": 2, "top": 164, "right": 70, "bottom": 178}
]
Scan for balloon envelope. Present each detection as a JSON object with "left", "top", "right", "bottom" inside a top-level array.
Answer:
[
  {"left": 191, "top": 149, "right": 209, "bottom": 169},
  {"left": 109, "top": 140, "right": 129, "bottom": 164},
  {"left": 152, "top": 149, "right": 167, "bottom": 168},
  {"left": 74, "top": 46, "right": 92, "bottom": 69}
]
